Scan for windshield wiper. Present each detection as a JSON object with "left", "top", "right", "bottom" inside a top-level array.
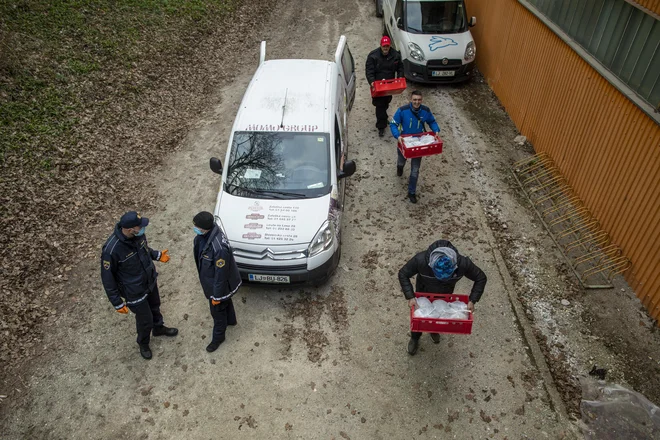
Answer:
[
  {"left": 225, "top": 183, "right": 278, "bottom": 198},
  {"left": 251, "top": 189, "right": 306, "bottom": 199}
]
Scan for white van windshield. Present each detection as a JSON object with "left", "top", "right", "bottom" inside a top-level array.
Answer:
[
  {"left": 405, "top": 1, "right": 467, "bottom": 34},
  {"left": 225, "top": 131, "right": 331, "bottom": 199}
]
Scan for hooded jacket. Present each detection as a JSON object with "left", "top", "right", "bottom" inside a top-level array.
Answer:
[
  {"left": 193, "top": 224, "right": 242, "bottom": 302},
  {"left": 101, "top": 224, "right": 161, "bottom": 309},
  {"left": 398, "top": 240, "right": 487, "bottom": 303}
]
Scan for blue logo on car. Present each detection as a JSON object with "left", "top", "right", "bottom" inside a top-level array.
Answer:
[{"left": 429, "top": 36, "right": 458, "bottom": 51}]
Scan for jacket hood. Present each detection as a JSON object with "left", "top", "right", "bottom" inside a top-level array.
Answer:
[
  {"left": 114, "top": 223, "right": 139, "bottom": 243},
  {"left": 200, "top": 224, "right": 220, "bottom": 251},
  {"left": 424, "top": 240, "right": 460, "bottom": 264}
]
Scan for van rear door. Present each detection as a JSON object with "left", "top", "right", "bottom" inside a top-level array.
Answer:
[{"left": 334, "top": 35, "right": 356, "bottom": 111}]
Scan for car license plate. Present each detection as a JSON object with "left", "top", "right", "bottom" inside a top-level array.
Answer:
[
  {"left": 248, "top": 274, "right": 290, "bottom": 283},
  {"left": 432, "top": 70, "right": 456, "bottom": 77}
]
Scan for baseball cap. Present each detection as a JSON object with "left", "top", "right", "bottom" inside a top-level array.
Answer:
[
  {"left": 119, "top": 211, "right": 149, "bottom": 229},
  {"left": 380, "top": 36, "right": 391, "bottom": 47}
]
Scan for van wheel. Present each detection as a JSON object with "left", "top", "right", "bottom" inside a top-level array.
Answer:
[{"left": 376, "top": 0, "right": 383, "bottom": 18}]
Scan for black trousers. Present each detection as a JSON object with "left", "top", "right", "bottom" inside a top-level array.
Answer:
[
  {"left": 411, "top": 331, "right": 439, "bottom": 340},
  {"left": 209, "top": 298, "right": 237, "bottom": 343},
  {"left": 372, "top": 96, "right": 393, "bottom": 129},
  {"left": 127, "top": 285, "right": 164, "bottom": 346}
]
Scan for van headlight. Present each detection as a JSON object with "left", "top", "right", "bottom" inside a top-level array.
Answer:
[
  {"left": 308, "top": 220, "right": 335, "bottom": 257},
  {"left": 464, "top": 41, "right": 476, "bottom": 62},
  {"left": 408, "top": 42, "right": 425, "bottom": 62}
]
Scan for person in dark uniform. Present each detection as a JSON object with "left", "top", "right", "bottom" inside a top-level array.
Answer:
[
  {"left": 365, "top": 35, "right": 404, "bottom": 137},
  {"left": 101, "top": 211, "right": 178, "bottom": 360},
  {"left": 192, "top": 211, "right": 242, "bottom": 352},
  {"left": 399, "top": 239, "right": 487, "bottom": 355}
]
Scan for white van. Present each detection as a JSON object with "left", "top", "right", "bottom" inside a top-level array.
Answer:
[
  {"left": 377, "top": 0, "right": 477, "bottom": 83},
  {"left": 208, "top": 37, "right": 357, "bottom": 285}
]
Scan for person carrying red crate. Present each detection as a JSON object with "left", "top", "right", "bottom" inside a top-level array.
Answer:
[
  {"left": 390, "top": 90, "right": 440, "bottom": 203},
  {"left": 365, "top": 36, "right": 404, "bottom": 137},
  {"left": 398, "top": 239, "right": 487, "bottom": 355}
]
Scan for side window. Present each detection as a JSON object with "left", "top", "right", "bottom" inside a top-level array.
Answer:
[
  {"left": 395, "top": 0, "right": 403, "bottom": 22},
  {"left": 341, "top": 45, "right": 354, "bottom": 81},
  {"left": 334, "top": 118, "right": 342, "bottom": 168}
]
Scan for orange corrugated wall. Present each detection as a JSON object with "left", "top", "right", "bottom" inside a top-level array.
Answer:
[
  {"left": 465, "top": 0, "right": 660, "bottom": 321},
  {"left": 634, "top": 0, "right": 660, "bottom": 15}
]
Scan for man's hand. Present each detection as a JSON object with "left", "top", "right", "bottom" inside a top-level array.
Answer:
[
  {"left": 159, "top": 249, "right": 170, "bottom": 263},
  {"left": 408, "top": 298, "right": 418, "bottom": 310},
  {"left": 467, "top": 301, "right": 475, "bottom": 312},
  {"left": 211, "top": 299, "right": 221, "bottom": 306},
  {"left": 116, "top": 305, "right": 129, "bottom": 314}
]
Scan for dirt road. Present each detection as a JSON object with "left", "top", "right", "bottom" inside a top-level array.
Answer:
[{"left": 1, "top": 0, "right": 591, "bottom": 438}]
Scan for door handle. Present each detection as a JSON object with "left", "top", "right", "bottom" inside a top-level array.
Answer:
[{"left": 390, "top": 18, "right": 393, "bottom": 25}]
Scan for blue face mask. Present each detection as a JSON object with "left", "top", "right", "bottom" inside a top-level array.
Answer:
[
  {"left": 135, "top": 226, "right": 146, "bottom": 237},
  {"left": 432, "top": 256, "right": 455, "bottom": 280},
  {"left": 193, "top": 226, "right": 205, "bottom": 236}
]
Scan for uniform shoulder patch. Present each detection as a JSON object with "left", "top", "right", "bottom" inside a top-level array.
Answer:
[
  {"left": 103, "top": 260, "right": 111, "bottom": 270},
  {"left": 215, "top": 258, "right": 225, "bottom": 268}
]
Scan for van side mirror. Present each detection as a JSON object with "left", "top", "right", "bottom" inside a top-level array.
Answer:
[
  {"left": 396, "top": 17, "right": 403, "bottom": 29},
  {"left": 338, "top": 160, "right": 356, "bottom": 179},
  {"left": 469, "top": 16, "right": 477, "bottom": 27},
  {"left": 210, "top": 157, "right": 223, "bottom": 175}
]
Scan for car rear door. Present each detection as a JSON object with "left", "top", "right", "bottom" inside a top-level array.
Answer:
[{"left": 334, "top": 35, "right": 356, "bottom": 111}]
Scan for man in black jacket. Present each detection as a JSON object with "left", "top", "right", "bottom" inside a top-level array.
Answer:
[
  {"left": 101, "top": 211, "right": 178, "bottom": 360},
  {"left": 192, "top": 211, "right": 242, "bottom": 352},
  {"left": 399, "top": 239, "right": 487, "bottom": 355},
  {"left": 365, "top": 35, "right": 404, "bottom": 137}
]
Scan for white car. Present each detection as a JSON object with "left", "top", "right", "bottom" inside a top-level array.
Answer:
[
  {"left": 378, "top": 0, "right": 477, "bottom": 83},
  {"left": 209, "top": 37, "right": 357, "bottom": 285}
]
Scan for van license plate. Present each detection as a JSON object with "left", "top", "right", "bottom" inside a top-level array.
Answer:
[
  {"left": 432, "top": 70, "right": 455, "bottom": 77},
  {"left": 248, "top": 274, "right": 290, "bottom": 283}
]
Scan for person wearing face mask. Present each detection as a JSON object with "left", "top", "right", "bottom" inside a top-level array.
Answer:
[
  {"left": 390, "top": 90, "right": 441, "bottom": 204},
  {"left": 192, "top": 211, "right": 242, "bottom": 352},
  {"left": 365, "top": 35, "right": 404, "bottom": 137},
  {"left": 398, "top": 239, "right": 486, "bottom": 355},
  {"left": 100, "top": 211, "right": 178, "bottom": 360}
]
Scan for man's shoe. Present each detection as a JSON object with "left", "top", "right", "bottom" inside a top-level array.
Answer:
[
  {"left": 408, "top": 193, "right": 417, "bottom": 204},
  {"left": 206, "top": 337, "right": 225, "bottom": 353},
  {"left": 153, "top": 326, "right": 178, "bottom": 337},
  {"left": 397, "top": 165, "right": 403, "bottom": 177},
  {"left": 378, "top": 128, "right": 384, "bottom": 137},
  {"left": 430, "top": 333, "right": 441, "bottom": 344},
  {"left": 407, "top": 338, "right": 419, "bottom": 355},
  {"left": 139, "top": 344, "right": 152, "bottom": 360}
]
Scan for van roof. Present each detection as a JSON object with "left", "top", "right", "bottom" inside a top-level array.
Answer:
[{"left": 235, "top": 59, "right": 334, "bottom": 133}]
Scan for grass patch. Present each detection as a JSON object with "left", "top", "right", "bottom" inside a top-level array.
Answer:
[{"left": 0, "top": 0, "right": 237, "bottom": 167}]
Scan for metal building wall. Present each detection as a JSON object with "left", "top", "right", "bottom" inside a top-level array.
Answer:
[{"left": 466, "top": 0, "right": 660, "bottom": 321}]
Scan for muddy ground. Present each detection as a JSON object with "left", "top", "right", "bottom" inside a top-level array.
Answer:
[{"left": 2, "top": 0, "right": 660, "bottom": 439}]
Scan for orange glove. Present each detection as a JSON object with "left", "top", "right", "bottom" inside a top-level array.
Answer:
[
  {"left": 116, "top": 305, "right": 129, "bottom": 314},
  {"left": 159, "top": 249, "right": 170, "bottom": 263},
  {"left": 211, "top": 299, "right": 221, "bottom": 306}
]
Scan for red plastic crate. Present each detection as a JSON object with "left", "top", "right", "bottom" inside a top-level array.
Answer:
[
  {"left": 410, "top": 292, "right": 473, "bottom": 335},
  {"left": 397, "top": 132, "right": 443, "bottom": 159},
  {"left": 370, "top": 78, "right": 407, "bottom": 98}
]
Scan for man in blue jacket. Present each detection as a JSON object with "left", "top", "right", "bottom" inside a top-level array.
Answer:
[
  {"left": 390, "top": 90, "right": 441, "bottom": 203},
  {"left": 101, "top": 211, "right": 178, "bottom": 360},
  {"left": 192, "top": 211, "right": 242, "bottom": 352}
]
